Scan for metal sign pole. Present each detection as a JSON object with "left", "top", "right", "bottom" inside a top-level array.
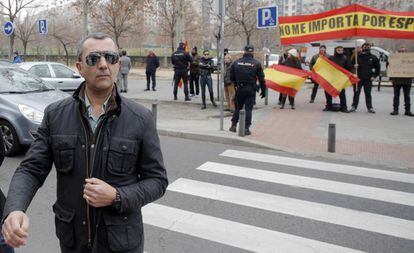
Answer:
[
  {"left": 219, "top": 0, "right": 225, "bottom": 131},
  {"left": 264, "top": 28, "right": 269, "bottom": 106}
]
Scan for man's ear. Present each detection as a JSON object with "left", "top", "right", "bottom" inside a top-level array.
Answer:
[{"left": 76, "top": 62, "right": 82, "bottom": 74}]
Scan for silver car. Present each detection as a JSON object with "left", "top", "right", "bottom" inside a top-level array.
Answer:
[
  {"left": 17, "top": 61, "right": 84, "bottom": 91},
  {"left": 0, "top": 66, "right": 69, "bottom": 156}
]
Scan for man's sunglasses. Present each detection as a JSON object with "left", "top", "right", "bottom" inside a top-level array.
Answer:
[{"left": 85, "top": 51, "right": 119, "bottom": 66}]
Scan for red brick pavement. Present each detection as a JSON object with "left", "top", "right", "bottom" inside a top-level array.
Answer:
[{"left": 250, "top": 107, "right": 414, "bottom": 168}]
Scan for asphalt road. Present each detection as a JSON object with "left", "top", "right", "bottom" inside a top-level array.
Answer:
[{"left": 1, "top": 136, "right": 413, "bottom": 253}]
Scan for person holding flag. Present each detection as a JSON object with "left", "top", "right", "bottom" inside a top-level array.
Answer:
[
  {"left": 280, "top": 49, "right": 302, "bottom": 110},
  {"left": 325, "top": 46, "right": 354, "bottom": 113},
  {"left": 171, "top": 42, "right": 192, "bottom": 101},
  {"left": 309, "top": 45, "right": 327, "bottom": 103}
]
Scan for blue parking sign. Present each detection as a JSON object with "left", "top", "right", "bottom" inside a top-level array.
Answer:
[
  {"left": 38, "top": 19, "right": 47, "bottom": 34},
  {"left": 257, "top": 6, "right": 278, "bottom": 29}
]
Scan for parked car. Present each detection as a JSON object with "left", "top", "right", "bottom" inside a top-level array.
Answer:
[
  {"left": 17, "top": 61, "right": 84, "bottom": 91},
  {"left": 0, "top": 59, "right": 13, "bottom": 66},
  {"left": 0, "top": 66, "right": 69, "bottom": 156}
]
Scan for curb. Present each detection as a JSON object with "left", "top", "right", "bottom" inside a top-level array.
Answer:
[{"left": 157, "top": 128, "right": 277, "bottom": 150}]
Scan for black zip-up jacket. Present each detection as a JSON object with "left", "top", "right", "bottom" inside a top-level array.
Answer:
[
  {"left": 145, "top": 54, "right": 160, "bottom": 73},
  {"left": 199, "top": 57, "right": 213, "bottom": 76},
  {"left": 353, "top": 51, "right": 380, "bottom": 80},
  {"left": 230, "top": 53, "right": 266, "bottom": 93},
  {"left": 329, "top": 54, "right": 353, "bottom": 71},
  {"left": 3, "top": 83, "right": 168, "bottom": 252},
  {"left": 171, "top": 49, "right": 192, "bottom": 70}
]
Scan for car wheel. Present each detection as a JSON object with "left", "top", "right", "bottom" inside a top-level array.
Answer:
[{"left": 0, "top": 120, "right": 22, "bottom": 156}]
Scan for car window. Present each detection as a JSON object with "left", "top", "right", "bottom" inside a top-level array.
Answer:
[
  {"left": 0, "top": 68, "right": 54, "bottom": 93},
  {"left": 52, "top": 64, "right": 74, "bottom": 78},
  {"left": 28, "top": 64, "right": 52, "bottom": 78}
]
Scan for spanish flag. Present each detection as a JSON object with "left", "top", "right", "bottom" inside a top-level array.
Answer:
[
  {"left": 311, "top": 55, "right": 359, "bottom": 97},
  {"left": 264, "top": 65, "right": 310, "bottom": 97}
]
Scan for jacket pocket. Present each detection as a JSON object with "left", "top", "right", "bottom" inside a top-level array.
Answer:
[
  {"left": 50, "top": 135, "right": 77, "bottom": 174},
  {"left": 53, "top": 202, "right": 76, "bottom": 248},
  {"left": 104, "top": 212, "right": 141, "bottom": 252},
  {"left": 107, "top": 138, "right": 138, "bottom": 176}
]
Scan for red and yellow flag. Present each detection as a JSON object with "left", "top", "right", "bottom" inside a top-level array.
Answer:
[
  {"left": 311, "top": 55, "right": 359, "bottom": 97},
  {"left": 264, "top": 65, "right": 310, "bottom": 97}
]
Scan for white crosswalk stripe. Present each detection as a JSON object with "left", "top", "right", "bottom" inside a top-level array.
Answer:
[
  {"left": 144, "top": 149, "right": 414, "bottom": 252},
  {"left": 143, "top": 204, "right": 366, "bottom": 253},
  {"left": 221, "top": 149, "right": 414, "bottom": 184},
  {"left": 168, "top": 178, "right": 414, "bottom": 240},
  {"left": 197, "top": 162, "right": 414, "bottom": 207}
]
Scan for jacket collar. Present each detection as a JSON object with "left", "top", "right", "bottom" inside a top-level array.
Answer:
[{"left": 73, "top": 82, "right": 122, "bottom": 116}]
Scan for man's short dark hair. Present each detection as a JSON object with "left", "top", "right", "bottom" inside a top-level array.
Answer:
[
  {"left": 319, "top": 45, "right": 326, "bottom": 49},
  {"left": 244, "top": 45, "right": 254, "bottom": 53},
  {"left": 362, "top": 42, "right": 371, "bottom": 48},
  {"left": 77, "top": 32, "right": 116, "bottom": 61},
  {"left": 122, "top": 50, "right": 127, "bottom": 56},
  {"left": 224, "top": 48, "right": 229, "bottom": 53}
]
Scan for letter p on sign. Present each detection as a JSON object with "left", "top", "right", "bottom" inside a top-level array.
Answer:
[{"left": 257, "top": 6, "right": 278, "bottom": 29}]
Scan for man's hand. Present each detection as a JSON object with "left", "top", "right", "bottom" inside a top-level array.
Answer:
[
  {"left": 260, "top": 90, "right": 266, "bottom": 99},
  {"left": 83, "top": 178, "right": 117, "bottom": 208},
  {"left": 2, "top": 211, "right": 29, "bottom": 248}
]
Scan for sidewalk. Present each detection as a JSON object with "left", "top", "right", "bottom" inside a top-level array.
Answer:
[{"left": 124, "top": 69, "right": 414, "bottom": 169}]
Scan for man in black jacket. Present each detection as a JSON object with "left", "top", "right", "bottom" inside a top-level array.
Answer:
[
  {"left": 199, "top": 50, "right": 217, "bottom": 109},
  {"left": 2, "top": 33, "right": 168, "bottom": 253},
  {"left": 145, "top": 50, "right": 160, "bottom": 91},
  {"left": 350, "top": 43, "right": 380, "bottom": 113},
  {"left": 171, "top": 42, "right": 192, "bottom": 101},
  {"left": 390, "top": 47, "right": 414, "bottom": 117},
  {"left": 309, "top": 45, "right": 327, "bottom": 103},
  {"left": 326, "top": 46, "right": 353, "bottom": 113},
  {"left": 229, "top": 45, "right": 266, "bottom": 136}
]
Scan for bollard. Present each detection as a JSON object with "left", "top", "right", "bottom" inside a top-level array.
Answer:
[
  {"left": 328, "top": 123, "right": 336, "bottom": 153},
  {"left": 238, "top": 110, "right": 246, "bottom": 137},
  {"left": 152, "top": 102, "right": 158, "bottom": 126}
]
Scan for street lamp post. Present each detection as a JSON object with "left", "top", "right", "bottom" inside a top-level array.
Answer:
[{"left": 219, "top": 0, "right": 225, "bottom": 131}]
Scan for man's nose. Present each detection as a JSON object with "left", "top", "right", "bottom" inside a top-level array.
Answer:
[{"left": 97, "top": 55, "right": 109, "bottom": 68}]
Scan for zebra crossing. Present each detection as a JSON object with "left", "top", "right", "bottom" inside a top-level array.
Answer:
[{"left": 143, "top": 149, "right": 414, "bottom": 252}]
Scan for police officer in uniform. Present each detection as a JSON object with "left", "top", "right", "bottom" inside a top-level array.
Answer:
[
  {"left": 171, "top": 42, "right": 193, "bottom": 101},
  {"left": 229, "top": 45, "right": 266, "bottom": 136}
]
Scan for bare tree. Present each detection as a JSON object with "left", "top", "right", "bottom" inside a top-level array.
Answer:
[
  {"left": 48, "top": 9, "right": 80, "bottom": 65},
  {"left": 155, "top": 0, "right": 180, "bottom": 53},
  {"left": 71, "top": 0, "right": 102, "bottom": 36},
  {"left": 0, "top": 0, "right": 38, "bottom": 57},
  {"left": 92, "top": 0, "right": 144, "bottom": 48},
  {"left": 226, "top": 0, "right": 260, "bottom": 45},
  {"left": 15, "top": 11, "right": 37, "bottom": 55}
]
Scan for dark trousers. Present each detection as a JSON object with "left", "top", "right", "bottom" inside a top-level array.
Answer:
[
  {"left": 231, "top": 85, "right": 256, "bottom": 129},
  {"left": 281, "top": 94, "right": 294, "bottom": 106},
  {"left": 200, "top": 75, "right": 214, "bottom": 105},
  {"left": 0, "top": 228, "right": 14, "bottom": 253},
  {"left": 173, "top": 69, "right": 189, "bottom": 97},
  {"left": 146, "top": 71, "right": 156, "bottom": 89},
  {"left": 325, "top": 90, "right": 347, "bottom": 110},
  {"left": 189, "top": 73, "right": 200, "bottom": 95},
  {"left": 393, "top": 84, "right": 411, "bottom": 112},
  {"left": 352, "top": 79, "right": 373, "bottom": 109},
  {"left": 310, "top": 82, "right": 319, "bottom": 100}
]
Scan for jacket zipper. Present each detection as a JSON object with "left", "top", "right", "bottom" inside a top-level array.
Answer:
[{"left": 82, "top": 114, "right": 111, "bottom": 249}]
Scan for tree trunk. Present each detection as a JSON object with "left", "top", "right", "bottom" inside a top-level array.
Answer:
[
  {"left": 63, "top": 44, "right": 69, "bottom": 66},
  {"left": 23, "top": 41, "right": 28, "bottom": 55},
  {"left": 8, "top": 34, "right": 15, "bottom": 60},
  {"left": 82, "top": 2, "right": 89, "bottom": 37},
  {"left": 170, "top": 34, "right": 175, "bottom": 54}
]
